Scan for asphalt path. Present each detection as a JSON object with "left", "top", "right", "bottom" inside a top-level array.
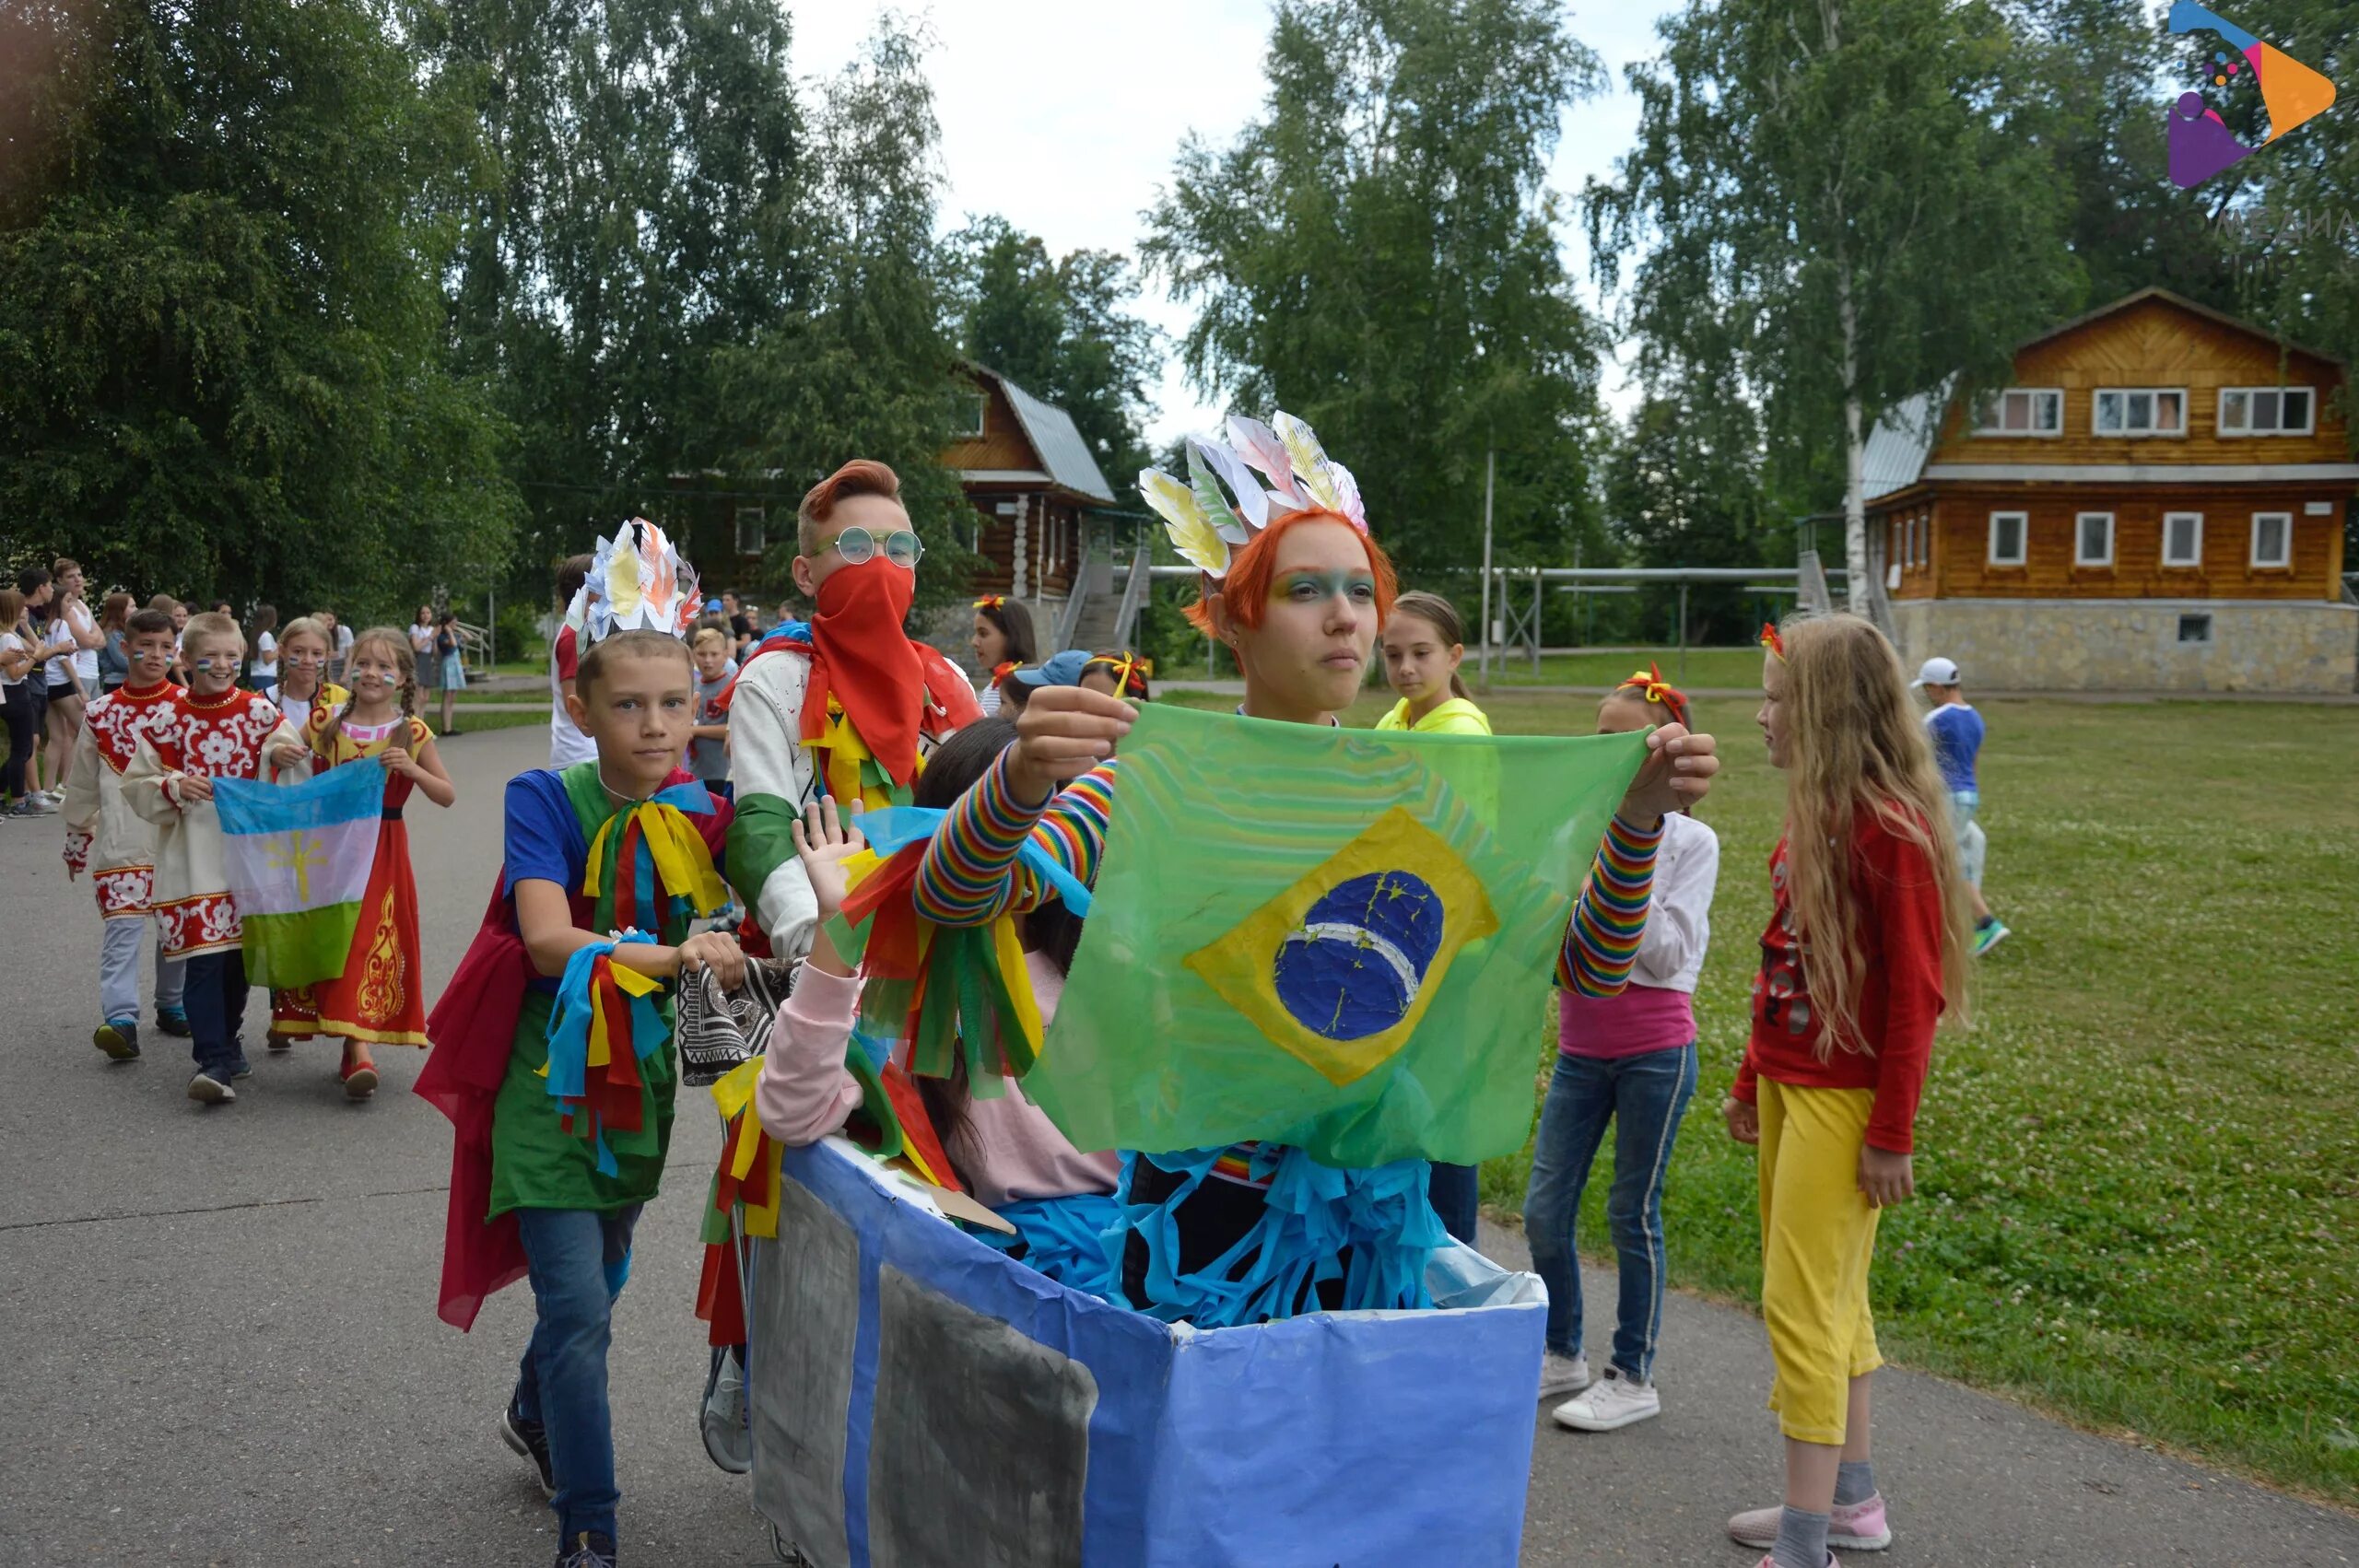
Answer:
[{"left": 3, "top": 721, "right": 2353, "bottom": 1566}]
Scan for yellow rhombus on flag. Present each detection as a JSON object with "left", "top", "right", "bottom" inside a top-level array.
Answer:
[{"left": 1022, "top": 703, "right": 1647, "bottom": 1168}]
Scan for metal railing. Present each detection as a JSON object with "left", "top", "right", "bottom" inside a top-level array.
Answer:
[
  {"left": 1052, "top": 553, "right": 1100, "bottom": 652},
  {"left": 1109, "top": 543, "right": 1152, "bottom": 651}
]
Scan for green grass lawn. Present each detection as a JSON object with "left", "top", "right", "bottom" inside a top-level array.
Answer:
[{"left": 1168, "top": 685, "right": 2359, "bottom": 1504}]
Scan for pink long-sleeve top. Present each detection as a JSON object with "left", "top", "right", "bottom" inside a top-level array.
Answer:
[{"left": 753, "top": 950, "right": 1121, "bottom": 1208}]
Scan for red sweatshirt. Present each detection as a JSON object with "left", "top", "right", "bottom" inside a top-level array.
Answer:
[{"left": 1731, "top": 807, "right": 1947, "bottom": 1153}]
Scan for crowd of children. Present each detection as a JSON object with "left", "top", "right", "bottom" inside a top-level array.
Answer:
[{"left": 13, "top": 416, "right": 2030, "bottom": 1566}]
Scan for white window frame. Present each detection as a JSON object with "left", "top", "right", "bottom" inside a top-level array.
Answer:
[
  {"left": 958, "top": 391, "right": 989, "bottom": 438},
  {"left": 1988, "top": 509, "right": 2028, "bottom": 566},
  {"left": 2074, "top": 510, "right": 2116, "bottom": 568},
  {"left": 2249, "top": 510, "right": 2293, "bottom": 568},
  {"left": 2216, "top": 386, "right": 2318, "bottom": 438},
  {"left": 734, "top": 506, "right": 766, "bottom": 557},
  {"left": 2161, "top": 510, "right": 2203, "bottom": 568},
  {"left": 1919, "top": 512, "right": 1932, "bottom": 567},
  {"left": 1971, "top": 387, "right": 2065, "bottom": 438},
  {"left": 2093, "top": 386, "right": 2189, "bottom": 439}
]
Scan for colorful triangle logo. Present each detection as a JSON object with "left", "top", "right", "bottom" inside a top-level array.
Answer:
[{"left": 2166, "top": 2, "right": 2338, "bottom": 188}]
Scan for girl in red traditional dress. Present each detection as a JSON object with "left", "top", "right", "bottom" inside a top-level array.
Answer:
[{"left": 270, "top": 626, "right": 455, "bottom": 1096}]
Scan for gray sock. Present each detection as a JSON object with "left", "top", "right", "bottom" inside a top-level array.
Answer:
[
  {"left": 1834, "top": 1457, "right": 1876, "bottom": 1507},
  {"left": 1772, "top": 1505, "right": 1830, "bottom": 1568}
]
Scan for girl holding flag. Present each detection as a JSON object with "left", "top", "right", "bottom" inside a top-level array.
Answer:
[
  {"left": 910, "top": 414, "right": 1721, "bottom": 1328},
  {"left": 269, "top": 626, "right": 453, "bottom": 1096}
]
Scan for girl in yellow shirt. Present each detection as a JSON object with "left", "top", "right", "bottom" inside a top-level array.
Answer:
[
  {"left": 1373, "top": 590, "right": 1488, "bottom": 1243},
  {"left": 1376, "top": 591, "right": 1490, "bottom": 736}
]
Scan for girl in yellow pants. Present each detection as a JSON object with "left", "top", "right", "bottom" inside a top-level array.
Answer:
[{"left": 1724, "top": 615, "right": 1971, "bottom": 1567}]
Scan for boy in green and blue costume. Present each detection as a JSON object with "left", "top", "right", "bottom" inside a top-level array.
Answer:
[{"left": 421, "top": 521, "right": 745, "bottom": 1568}]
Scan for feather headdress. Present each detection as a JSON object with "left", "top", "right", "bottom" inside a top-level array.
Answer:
[
  {"left": 1137, "top": 410, "right": 1367, "bottom": 578},
  {"left": 570, "top": 518, "right": 702, "bottom": 647}
]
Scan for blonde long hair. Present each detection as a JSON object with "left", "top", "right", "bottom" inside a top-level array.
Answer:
[
  {"left": 1771, "top": 613, "right": 1972, "bottom": 1058},
  {"left": 321, "top": 625, "right": 418, "bottom": 759}
]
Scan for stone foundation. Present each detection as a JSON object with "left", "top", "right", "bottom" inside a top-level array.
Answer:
[{"left": 1887, "top": 597, "right": 2358, "bottom": 694}]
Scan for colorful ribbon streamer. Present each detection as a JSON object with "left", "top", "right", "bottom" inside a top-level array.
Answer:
[{"left": 542, "top": 932, "right": 667, "bottom": 1176}]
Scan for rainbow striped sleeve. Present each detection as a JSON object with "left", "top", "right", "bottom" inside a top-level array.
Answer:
[
  {"left": 1557, "top": 813, "right": 1665, "bottom": 997},
  {"left": 914, "top": 752, "right": 1118, "bottom": 927}
]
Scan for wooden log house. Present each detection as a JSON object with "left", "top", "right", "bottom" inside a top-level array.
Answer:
[{"left": 1863, "top": 288, "right": 2356, "bottom": 692}]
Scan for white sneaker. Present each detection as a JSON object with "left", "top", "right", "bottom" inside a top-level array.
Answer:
[
  {"left": 700, "top": 1347, "right": 752, "bottom": 1474},
  {"left": 1537, "top": 1350, "right": 1591, "bottom": 1400},
  {"left": 1552, "top": 1364, "right": 1661, "bottom": 1431}
]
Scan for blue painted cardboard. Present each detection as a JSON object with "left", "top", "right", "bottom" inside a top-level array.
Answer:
[{"left": 748, "top": 1141, "right": 1544, "bottom": 1568}]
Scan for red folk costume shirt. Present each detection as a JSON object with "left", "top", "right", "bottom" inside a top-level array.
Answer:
[
  {"left": 132, "top": 687, "right": 299, "bottom": 959},
  {"left": 1731, "top": 808, "right": 1948, "bottom": 1154},
  {"left": 62, "top": 679, "right": 183, "bottom": 918}
]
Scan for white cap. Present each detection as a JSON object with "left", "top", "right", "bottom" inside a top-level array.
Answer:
[{"left": 1911, "top": 656, "right": 1961, "bottom": 688}]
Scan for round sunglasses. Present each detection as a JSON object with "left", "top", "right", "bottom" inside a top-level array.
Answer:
[{"left": 830, "top": 526, "right": 923, "bottom": 569}]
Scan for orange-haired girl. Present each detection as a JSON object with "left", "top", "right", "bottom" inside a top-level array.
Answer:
[
  {"left": 911, "top": 413, "right": 1721, "bottom": 1329},
  {"left": 270, "top": 625, "right": 455, "bottom": 1095},
  {"left": 1722, "top": 614, "right": 1971, "bottom": 1568}
]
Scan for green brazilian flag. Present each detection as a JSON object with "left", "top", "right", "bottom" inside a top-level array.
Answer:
[{"left": 1027, "top": 702, "right": 1649, "bottom": 1168}]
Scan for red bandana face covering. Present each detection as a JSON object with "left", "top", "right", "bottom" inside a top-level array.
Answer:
[{"left": 805, "top": 557, "right": 924, "bottom": 785}]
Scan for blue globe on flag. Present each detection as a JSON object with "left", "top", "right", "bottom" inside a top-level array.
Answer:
[{"left": 1273, "top": 870, "right": 1446, "bottom": 1042}]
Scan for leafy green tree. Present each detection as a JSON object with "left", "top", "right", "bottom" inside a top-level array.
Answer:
[
  {"left": 710, "top": 20, "right": 977, "bottom": 618},
  {"left": 945, "top": 216, "right": 1165, "bottom": 488},
  {"left": 1603, "top": 392, "right": 1771, "bottom": 644},
  {"left": 0, "top": 0, "right": 519, "bottom": 613},
  {"left": 1144, "top": 0, "right": 1613, "bottom": 584},
  {"left": 2001, "top": 0, "right": 2237, "bottom": 310},
  {"left": 1591, "top": 0, "right": 2083, "bottom": 611},
  {"left": 423, "top": 0, "right": 812, "bottom": 590}
]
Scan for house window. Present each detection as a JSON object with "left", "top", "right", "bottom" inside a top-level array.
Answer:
[
  {"left": 1972, "top": 388, "right": 2064, "bottom": 436},
  {"left": 2177, "top": 613, "right": 2213, "bottom": 646},
  {"left": 1918, "top": 512, "right": 1931, "bottom": 567},
  {"left": 2093, "top": 388, "right": 2187, "bottom": 436},
  {"left": 2250, "top": 511, "right": 2292, "bottom": 568},
  {"left": 1988, "top": 510, "right": 2027, "bottom": 566},
  {"left": 2074, "top": 511, "right": 2115, "bottom": 567},
  {"left": 2161, "top": 511, "right": 2203, "bottom": 568},
  {"left": 2217, "top": 386, "right": 2316, "bottom": 436},
  {"left": 734, "top": 507, "right": 766, "bottom": 557},
  {"left": 958, "top": 392, "right": 988, "bottom": 438}
]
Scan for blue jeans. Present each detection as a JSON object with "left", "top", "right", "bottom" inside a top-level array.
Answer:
[
  {"left": 1427, "top": 1162, "right": 1480, "bottom": 1246},
  {"left": 511, "top": 1206, "right": 640, "bottom": 1542},
  {"left": 181, "top": 949, "right": 249, "bottom": 1079},
  {"left": 1520, "top": 1043, "right": 1699, "bottom": 1381}
]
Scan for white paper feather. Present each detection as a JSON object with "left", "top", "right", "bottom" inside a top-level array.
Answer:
[
  {"left": 1225, "top": 415, "right": 1308, "bottom": 508},
  {"left": 1191, "top": 436, "right": 1270, "bottom": 534}
]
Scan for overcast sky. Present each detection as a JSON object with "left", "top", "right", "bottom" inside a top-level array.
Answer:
[{"left": 784, "top": 1, "right": 1676, "bottom": 449}]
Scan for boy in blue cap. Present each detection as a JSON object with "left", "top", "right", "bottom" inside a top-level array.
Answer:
[{"left": 1912, "top": 656, "right": 2008, "bottom": 955}]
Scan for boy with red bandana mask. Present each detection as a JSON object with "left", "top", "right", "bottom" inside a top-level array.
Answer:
[
  {"left": 723, "top": 460, "right": 980, "bottom": 964},
  {"left": 694, "top": 461, "right": 979, "bottom": 1470}
]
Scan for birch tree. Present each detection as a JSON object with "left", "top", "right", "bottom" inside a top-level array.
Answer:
[{"left": 1590, "top": 0, "right": 2081, "bottom": 610}]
